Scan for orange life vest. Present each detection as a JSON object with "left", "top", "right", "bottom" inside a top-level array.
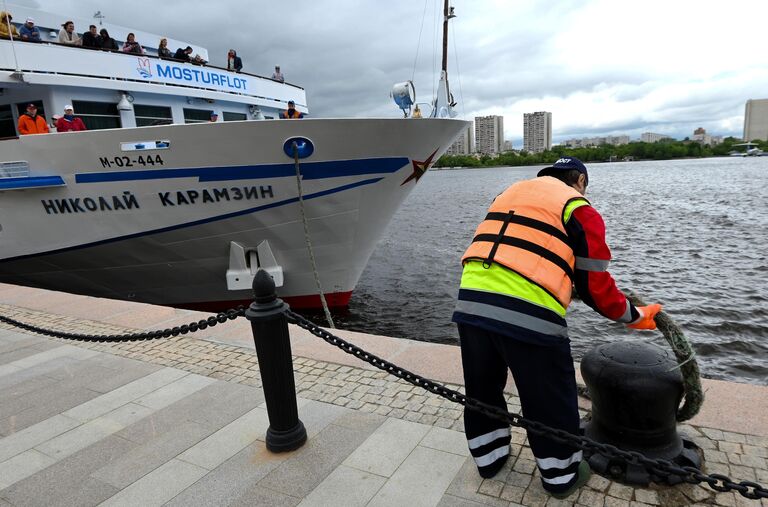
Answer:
[
  {"left": 461, "top": 176, "right": 588, "bottom": 308},
  {"left": 282, "top": 108, "right": 302, "bottom": 119}
]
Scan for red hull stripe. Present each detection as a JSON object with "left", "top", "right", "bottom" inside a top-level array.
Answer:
[{"left": 174, "top": 291, "right": 353, "bottom": 313}]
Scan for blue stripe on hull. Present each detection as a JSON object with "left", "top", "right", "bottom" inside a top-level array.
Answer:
[
  {"left": 0, "top": 176, "right": 66, "bottom": 190},
  {"left": 1, "top": 177, "right": 383, "bottom": 263},
  {"left": 75, "top": 157, "right": 409, "bottom": 184}
]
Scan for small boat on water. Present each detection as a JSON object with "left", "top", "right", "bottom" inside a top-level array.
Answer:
[
  {"left": 728, "top": 142, "right": 767, "bottom": 157},
  {"left": 0, "top": 4, "right": 467, "bottom": 310}
]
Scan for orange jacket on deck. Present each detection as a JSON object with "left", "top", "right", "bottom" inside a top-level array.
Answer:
[
  {"left": 461, "top": 176, "right": 587, "bottom": 308},
  {"left": 18, "top": 114, "right": 49, "bottom": 135}
]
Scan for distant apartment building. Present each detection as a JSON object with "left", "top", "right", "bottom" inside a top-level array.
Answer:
[
  {"left": 640, "top": 132, "right": 669, "bottom": 143},
  {"left": 563, "top": 135, "right": 630, "bottom": 148},
  {"left": 523, "top": 111, "right": 552, "bottom": 153},
  {"left": 744, "top": 99, "right": 768, "bottom": 141},
  {"left": 446, "top": 124, "right": 474, "bottom": 155},
  {"left": 691, "top": 127, "right": 723, "bottom": 146},
  {"left": 475, "top": 115, "right": 504, "bottom": 155}
]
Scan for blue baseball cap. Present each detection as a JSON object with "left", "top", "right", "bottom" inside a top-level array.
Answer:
[{"left": 537, "top": 157, "right": 588, "bottom": 185}]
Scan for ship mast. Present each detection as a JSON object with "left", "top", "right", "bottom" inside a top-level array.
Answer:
[
  {"left": 441, "top": 0, "right": 451, "bottom": 98},
  {"left": 431, "top": 0, "right": 456, "bottom": 118}
]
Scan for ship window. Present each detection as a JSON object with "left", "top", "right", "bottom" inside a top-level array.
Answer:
[
  {"left": 0, "top": 105, "right": 15, "bottom": 138},
  {"left": 15, "top": 100, "right": 46, "bottom": 122},
  {"left": 71, "top": 101, "right": 121, "bottom": 130},
  {"left": 183, "top": 108, "right": 213, "bottom": 124},
  {"left": 135, "top": 105, "right": 173, "bottom": 127},
  {"left": 223, "top": 112, "right": 247, "bottom": 122}
]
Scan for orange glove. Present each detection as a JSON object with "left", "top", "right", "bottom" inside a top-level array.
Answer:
[{"left": 627, "top": 304, "right": 662, "bottom": 330}]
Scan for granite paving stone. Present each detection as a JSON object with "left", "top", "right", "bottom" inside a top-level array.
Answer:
[
  {"left": 297, "top": 464, "right": 387, "bottom": 507},
  {"left": 368, "top": 445, "right": 466, "bottom": 507},
  {"left": 0, "top": 345, "right": 99, "bottom": 378},
  {"left": 0, "top": 434, "right": 134, "bottom": 507},
  {"left": 1, "top": 303, "right": 767, "bottom": 506},
  {"left": 437, "top": 493, "right": 494, "bottom": 506},
  {"left": 228, "top": 485, "right": 302, "bottom": 507},
  {"left": 133, "top": 372, "right": 215, "bottom": 409},
  {"left": 257, "top": 422, "right": 378, "bottom": 499},
  {"left": 0, "top": 449, "right": 56, "bottom": 490},
  {"left": 0, "top": 413, "right": 81, "bottom": 463},
  {"left": 420, "top": 425, "right": 471, "bottom": 456},
  {"left": 176, "top": 407, "right": 270, "bottom": 470},
  {"left": 61, "top": 367, "right": 188, "bottom": 423},
  {"left": 0, "top": 340, "right": 59, "bottom": 364},
  {"left": 164, "top": 439, "right": 290, "bottom": 507},
  {"left": 90, "top": 420, "right": 212, "bottom": 489},
  {"left": 34, "top": 402, "right": 154, "bottom": 463},
  {"left": 99, "top": 458, "right": 209, "bottom": 507},
  {"left": 0, "top": 386, "right": 104, "bottom": 436},
  {"left": 342, "top": 417, "right": 431, "bottom": 477}
]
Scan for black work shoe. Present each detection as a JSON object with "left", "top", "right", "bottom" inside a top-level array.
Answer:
[{"left": 550, "top": 460, "right": 591, "bottom": 499}]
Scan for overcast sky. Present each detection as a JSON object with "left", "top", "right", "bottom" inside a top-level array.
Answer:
[{"left": 10, "top": 0, "right": 768, "bottom": 146}]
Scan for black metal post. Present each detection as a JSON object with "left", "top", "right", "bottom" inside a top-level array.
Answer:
[{"left": 245, "top": 269, "right": 307, "bottom": 452}]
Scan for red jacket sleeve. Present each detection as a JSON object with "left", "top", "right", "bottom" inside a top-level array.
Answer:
[{"left": 566, "top": 205, "right": 639, "bottom": 323}]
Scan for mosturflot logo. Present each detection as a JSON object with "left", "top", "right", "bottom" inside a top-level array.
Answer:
[
  {"left": 134, "top": 58, "right": 249, "bottom": 91},
  {"left": 137, "top": 58, "right": 152, "bottom": 79}
]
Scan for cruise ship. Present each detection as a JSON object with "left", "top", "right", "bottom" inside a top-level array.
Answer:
[{"left": 0, "top": 4, "right": 467, "bottom": 310}]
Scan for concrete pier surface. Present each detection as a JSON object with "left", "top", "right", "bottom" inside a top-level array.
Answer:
[{"left": 0, "top": 283, "right": 766, "bottom": 506}]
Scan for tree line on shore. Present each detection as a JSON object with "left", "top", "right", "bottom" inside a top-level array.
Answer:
[{"left": 434, "top": 137, "right": 768, "bottom": 168}]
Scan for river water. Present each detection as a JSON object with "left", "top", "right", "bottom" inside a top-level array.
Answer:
[{"left": 308, "top": 157, "right": 768, "bottom": 385}]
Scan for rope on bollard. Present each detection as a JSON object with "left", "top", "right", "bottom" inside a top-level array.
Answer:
[
  {"left": 626, "top": 291, "right": 704, "bottom": 422},
  {"left": 285, "top": 309, "right": 768, "bottom": 500},
  {"left": 0, "top": 307, "right": 246, "bottom": 342}
]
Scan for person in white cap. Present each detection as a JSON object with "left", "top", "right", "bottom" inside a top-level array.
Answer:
[
  {"left": 271, "top": 65, "right": 284, "bottom": 83},
  {"left": 55, "top": 105, "right": 87, "bottom": 132},
  {"left": 19, "top": 17, "right": 41, "bottom": 42}
]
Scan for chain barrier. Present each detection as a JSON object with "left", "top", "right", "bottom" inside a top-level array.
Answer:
[
  {"left": 0, "top": 306, "right": 246, "bottom": 343},
  {"left": 1, "top": 299, "right": 764, "bottom": 499},
  {"left": 286, "top": 309, "right": 768, "bottom": 500}
]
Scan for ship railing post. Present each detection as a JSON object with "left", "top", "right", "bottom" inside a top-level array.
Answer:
[{"left": 245, "top": 268, "right": 307, "bottom": 452}]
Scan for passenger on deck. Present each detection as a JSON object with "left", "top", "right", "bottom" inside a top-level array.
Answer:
[
  {"left": 174, "top": 46, "right": 193, "bottom": 62},
  {"left": 58, "top": 21, "right": 82, "bottom": 45},
  {"left": 281, "top": 100, "right": 304, "bottom": 119},
  {"left": 192, "top": 54, "right": 207, "bottom": 65},
  {"left": 121, "top": 33, "right": 144, "bottom": 54},
  {"left": 18, "top": 104, "right": 49, "bottom": 135},
  {"left": 19, "top": 18, "right": 41, "bottom": 42},
  {"left": 209, "top": 112, "right": 219, "bottom": 122},
  {"left": 55, "top": 105, "right": 87, "bottom": 132},
  {"left": 227, "top": 49, "right": 242, "bottom": 73},
  {"left": 271, "top": 65, "right": 284, "bottom": 83},
  {"left": 81, "top": 25, "right": 102, "bottom": 49},
  {"left": 99, "top": 29, "right": 118, "bottom": 51},
  {"left": 0, "top": 12, "right": 19, "bottom": 40},
  {"left": 157, "top": 38, "right": 172, "bottom": 58}
]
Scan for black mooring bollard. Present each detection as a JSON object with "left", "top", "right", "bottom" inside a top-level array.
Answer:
[
  {"left": 581, "top": 340, "right": 701, "bottom": 485},
  {"left": 245, "top": 269, "right": 307, "bottom": 452}
]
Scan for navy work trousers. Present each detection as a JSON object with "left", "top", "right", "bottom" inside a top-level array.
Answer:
[{"left": 457, "top": 323, "right": 583, "bottom": 493}]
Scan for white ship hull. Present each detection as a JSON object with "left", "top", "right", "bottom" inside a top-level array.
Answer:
[{"left": 0, "top": 118, "right": 467, "bottom": 310}]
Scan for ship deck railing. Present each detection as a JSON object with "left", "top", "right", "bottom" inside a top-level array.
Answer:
[{"left": 0, "top": 39, "right": 306, "bottom": 107}]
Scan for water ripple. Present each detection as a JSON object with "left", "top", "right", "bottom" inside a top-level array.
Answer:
[{"left": 300, "top": 158, "right": 768, "bottom": 386}]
